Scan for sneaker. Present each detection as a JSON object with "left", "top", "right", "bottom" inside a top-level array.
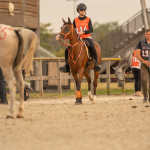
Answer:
[
  {"left": 138, "top": 93, "right": 143, "bottom": 97},
  {"left": 0, "top": 100, "right": 8, "bottom": 105},
  {"left": 143, "top": 97, "right": 147, "bottom": 103}
]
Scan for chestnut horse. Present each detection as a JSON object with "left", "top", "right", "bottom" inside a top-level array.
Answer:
[{"left": 57, "top": 18, "right": 101, "bottom": 104}]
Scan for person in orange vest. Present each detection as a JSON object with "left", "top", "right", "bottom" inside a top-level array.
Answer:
[
  {"left": 57, "top": 3, "right": 101, "bottom": 73},
  {"left": 132, "top": 50, "right": 143, "bottom": 97}
]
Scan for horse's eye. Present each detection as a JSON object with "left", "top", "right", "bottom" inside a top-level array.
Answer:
[{"left": 66, "top": 27, "right": 70, "bottom": 31}]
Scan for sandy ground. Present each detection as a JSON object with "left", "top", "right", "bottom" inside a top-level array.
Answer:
[{"left": 0, "top": 95, "right": 150, "bottom": 150}]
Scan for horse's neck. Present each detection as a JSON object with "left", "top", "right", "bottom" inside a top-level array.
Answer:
[
  {"left": 117, "top": 59, "right": 129, "bottom": 72},
  {"left": 117, "top": 48, "right": 134, "bottom": 71},
  {"left": 69, "top": 29, "right": 78, "bottom": 46}
]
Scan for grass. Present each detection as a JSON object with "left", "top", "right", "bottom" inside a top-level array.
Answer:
[
  {"left": 27, "top": 82, "right": 135, "bottom": 99},
  {"left": 6, "top": 82, "right": 135, "bottom": 99}
]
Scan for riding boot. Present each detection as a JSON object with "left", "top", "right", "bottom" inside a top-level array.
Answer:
[
  {"left": 59, "top": 48, "right": 70, "bottom": 73},
  {"left": 59, "top": 60, "right": 70, "bottom": 73},
  {"left": 93, "top": 59, "right": 101, "bottom": 72}
]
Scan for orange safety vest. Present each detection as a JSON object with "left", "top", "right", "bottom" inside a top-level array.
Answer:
[
  {"left": 74, "top": 17, "right": 91, "bottom": 39},
  {"left": 132, "top": 50, "right": 140, "bottom": 69}
]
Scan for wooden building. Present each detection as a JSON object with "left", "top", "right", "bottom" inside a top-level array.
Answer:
[{"left": 0, "top": 0, "right": 39, "bottom": 29}]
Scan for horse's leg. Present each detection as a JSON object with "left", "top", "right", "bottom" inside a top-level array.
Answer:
[
  {"left": 72, "top": 70, "right": 84, "bottom": 104},
  {"left": 15, "top": 70, "right": 24, "bottom": 118},
  {"left": 1, "top": 67, "right": 16, "bottom": 118},
  {"left": 84, "top": 69, "right": 94, "bottom": 101},
  {"left": 92, "top": 71, "right": 100, "bottom": 104}
]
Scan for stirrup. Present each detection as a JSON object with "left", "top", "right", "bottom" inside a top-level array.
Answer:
[
  {"left": 59, "top": 66, "right": 70, "bottom": 73},
  {"left": 94, "top": 64, "right": 101, "bottom": 72}
]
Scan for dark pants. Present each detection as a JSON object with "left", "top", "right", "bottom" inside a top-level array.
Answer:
[
  {"left": 132, "top": 68, "right": 141, "bottom": 92},
  {"left": 140, "top": 63, "right": 150, "bottom": 98},
  {"left": 0, "top": 69, "right": 7, "bottom": 102},
  {"left": 65, "top": 38, "right": 98, "bottom": 62}
]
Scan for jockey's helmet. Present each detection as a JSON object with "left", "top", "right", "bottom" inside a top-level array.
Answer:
[{"left": 76, "top": 3, "right": 87, "bottom": 12}]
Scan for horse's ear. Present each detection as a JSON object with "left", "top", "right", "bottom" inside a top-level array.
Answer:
[
  {"left": 112, "top": 67, "right": 117, "bottom": 71},
  {"left": 62, "top": 18, "right": 66, "bottom": 24},
  {"left": 68, "top": 17, "right": 72, "bottom": 24}
]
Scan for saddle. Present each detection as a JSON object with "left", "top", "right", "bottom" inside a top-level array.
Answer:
[{"left": 80, "top": 38, "right": 92, "bottom": 60}]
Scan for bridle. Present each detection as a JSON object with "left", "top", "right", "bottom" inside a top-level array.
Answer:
[
  {"left": 59, "top": 24, "right": 74, "bottom": 40},
  {"left": 59, "top": 24, "right": 85, "bottom": 72},
  {"left": 59, "top": 24, "right": 78, "bottom": 47}
]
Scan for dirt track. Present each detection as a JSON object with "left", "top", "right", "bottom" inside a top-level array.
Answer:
[{"left": 0, "top": 95, "right": 150, "bottom": 150}]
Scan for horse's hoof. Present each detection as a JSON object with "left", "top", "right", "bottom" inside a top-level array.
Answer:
[
  {"left": 16, "top": 114, "right": 24, "bottom": 119},
  {"left": 89, "top": 96, "right": 93, "bottom": 101},
  {"left": 74, "top": 101, "right": 83, "bottom": 105},
  {"left": 75, "top": 98, "right": 83, "bottom": 105},
  {"left": 92, "top": 101, "right": 96, "bottom": 104},
  {"left": 6, "top": 115, "right": 14, "bottom": 119}
]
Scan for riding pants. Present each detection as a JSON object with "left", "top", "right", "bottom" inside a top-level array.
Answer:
[
  {"left": 140, "top": 63, "right": 150, "bottom": 98},
  {"left": 132, "top": 68, "right": 141, "bottom": 92},
  {"left": 82, "top": 38, "right": 98, "bottom": 62}
]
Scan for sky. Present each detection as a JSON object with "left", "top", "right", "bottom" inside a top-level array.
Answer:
[{"left": 40, "top": 0, "right": 150, "bottom": 33}]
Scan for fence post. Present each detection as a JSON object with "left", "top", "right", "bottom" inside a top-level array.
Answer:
[
  {"left": 39, "top": 60, "right": 43, "bottom": 96},
  {"left": 122, "top": 85, "right": 125, "bottom": 93},
  {"left": 57, "top": 60, "right": 62, "bottom": 94},
  {"left": 106, "top": 60, "right": 111, "bottom": 95}
]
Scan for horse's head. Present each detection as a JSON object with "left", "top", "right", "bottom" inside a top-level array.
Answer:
[
  {"left": 59, "top": 17, "right": 74, "bottom": 40},
  {"left": 113, "top": 67, "right": 125, "bottom": 87}
]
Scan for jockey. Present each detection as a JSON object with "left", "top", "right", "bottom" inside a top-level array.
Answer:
[{"left": 57, "top": 3, "right": 101, "bottom": 73}]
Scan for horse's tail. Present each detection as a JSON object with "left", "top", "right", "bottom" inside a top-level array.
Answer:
[
  {"left": 14, "top": 29, "right": 37, "bottom": 74},
  {"left": 13, "top": 29, "right": 24, "bottom": 69}
]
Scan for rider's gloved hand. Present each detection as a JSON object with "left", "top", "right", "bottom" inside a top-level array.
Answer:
[{"left": 78, "top": 31, "right": 85, "bottom": 35}]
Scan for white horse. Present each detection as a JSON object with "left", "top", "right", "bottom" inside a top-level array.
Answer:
[
  {"left": 113, "top": 47, "right": 135, "bottom": 87},
  {"left": 0, "top": 24, "right": 37, "bottom": 118}
]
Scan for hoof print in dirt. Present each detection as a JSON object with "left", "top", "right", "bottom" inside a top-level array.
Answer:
[
  {"left": 6, "top": 115, "right": 14, "bottom": 119},
  {"left": 16, "top": 115, "right": 24, "bottom": 119},
  {"left": 131, "top": 106, "right": 137, "bottom": 108},
  {"left": 145, "top": 105, "right": 150, "bottom": 107}
]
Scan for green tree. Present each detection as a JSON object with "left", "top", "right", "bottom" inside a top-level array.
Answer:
[
  {"left": 40, "top": 23, "right": 54, "bottom": 50},
  {"left": 93, "top": 21, "right": 119, "bottom": 43},
  {"left": 40, "top": 22, "right": 66, "bottom": 57}
]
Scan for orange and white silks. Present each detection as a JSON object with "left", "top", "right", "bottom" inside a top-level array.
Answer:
[
  {"left": 132, "top": 50, "right": 140, "bottom": 69},
  {"left": 75, "top": 17, "right": 91, "bottom": 39}
]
